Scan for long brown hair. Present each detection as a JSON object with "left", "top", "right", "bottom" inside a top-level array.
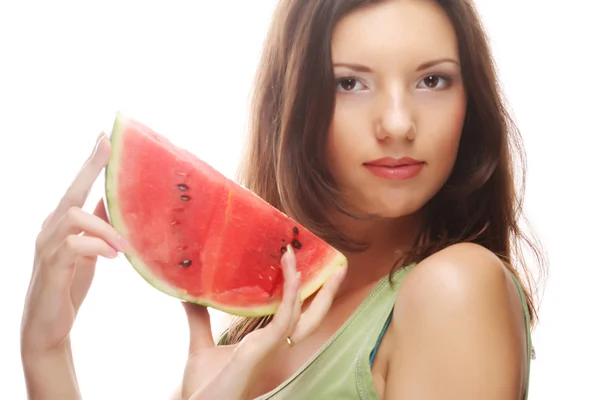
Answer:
[{"left": 219, "top": 0, "right": 547, "bottom": 345}]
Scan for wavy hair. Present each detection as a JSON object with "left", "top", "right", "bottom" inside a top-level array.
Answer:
[{"left": 219, "top": 0, "right": 547, "bottom": 345}]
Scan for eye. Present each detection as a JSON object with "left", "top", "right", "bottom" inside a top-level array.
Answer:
[
  {"left": 336, "top": 77, "right": 366, "bottom": 92},
  {"left": 417, "top": 74, "right": 452, "bottom": 90}
]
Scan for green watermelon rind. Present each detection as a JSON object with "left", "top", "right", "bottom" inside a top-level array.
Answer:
[{"left": 104, "top": 112, "right": 348, "bottom": 317}]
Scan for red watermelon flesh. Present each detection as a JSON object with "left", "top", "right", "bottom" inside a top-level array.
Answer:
[{"left": 104, "top": 113, "right": 347, "bottom": 317}]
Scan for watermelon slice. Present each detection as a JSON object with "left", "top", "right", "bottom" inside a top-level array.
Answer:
[{"left": 104, "top": 113, "right": 347, "bottom": 317}]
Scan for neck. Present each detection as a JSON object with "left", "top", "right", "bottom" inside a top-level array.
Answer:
[{"left": 331, "top": 211, "right": 423, "bottom": 297}]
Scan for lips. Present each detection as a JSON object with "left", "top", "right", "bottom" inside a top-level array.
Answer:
[
  {"left": 363, "top": 157, "right": 425, "bottom": 180},
  {"left": 363, "top": 156, "right": 424, "bottom": 167}
]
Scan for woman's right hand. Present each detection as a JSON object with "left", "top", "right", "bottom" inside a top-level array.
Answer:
[{"left": 21, "top": 133, "right": 127, "bottom": 399}]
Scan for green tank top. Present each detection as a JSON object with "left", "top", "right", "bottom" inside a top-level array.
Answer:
[{"left": 241, "top": 264, "right": 532, "bottom": 399}]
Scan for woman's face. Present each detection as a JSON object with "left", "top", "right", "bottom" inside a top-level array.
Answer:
[{"left": 327, "top": 0, "right": 467, "bottom": 218}]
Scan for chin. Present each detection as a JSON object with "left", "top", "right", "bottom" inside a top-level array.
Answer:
[
  {"left": 369, "top": 206, "right": 418, "bottom": 220},
  {"left": 360, "top": 196, "right": 426, "bottom": 220}
]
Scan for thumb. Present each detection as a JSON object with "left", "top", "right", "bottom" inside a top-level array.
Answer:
[{"left": 182, "top": 302, "right": 215, "bottom": 354}]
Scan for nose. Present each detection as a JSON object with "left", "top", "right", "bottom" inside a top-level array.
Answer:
[{"left": 374, "top": 91, "right": 416, "bottom": 141}]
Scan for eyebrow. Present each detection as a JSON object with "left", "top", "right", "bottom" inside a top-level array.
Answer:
[{"left": 332, "top": 58, "right": 460, "bottom": 72}]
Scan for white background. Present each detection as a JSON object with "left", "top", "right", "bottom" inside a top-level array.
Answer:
[{"left": 1, "top": 0, "right": 598, "bottom": 399}]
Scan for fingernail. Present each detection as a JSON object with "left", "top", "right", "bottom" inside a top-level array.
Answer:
[
  {"left": 116, "top": 236, "right": 130, "bottom": 253},
  {"left": 285, "top": 244, "right": 296, "bottom": 263},
  {"left": 106, "top": 247, "right": 119, "bottom": 258},
  {"left": 93, "top": 132, "right": 107, "bottom": 154}
]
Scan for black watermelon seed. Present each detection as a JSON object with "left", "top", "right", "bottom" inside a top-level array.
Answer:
[
  {"left": 292, "top": 239, "right": 302, "bottom": 249},
  {"left": 180, "top": 195, "right": 191, "bottom": 201},
  {"left": 177, "top": 184, "right": 189, "bottom": 191},
  {"left": 180, "top": 260, "right": 192, "bottom": 268},
  {"left": 280, "top": 246, "right": 287, "bottom": 254},
  {"left": 292, "top": 226, "right": 299, "bottom": 235}
]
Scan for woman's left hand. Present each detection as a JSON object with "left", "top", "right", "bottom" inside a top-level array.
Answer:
[{"left": 179, "top": 244, "right": 347, "bottom": 400}]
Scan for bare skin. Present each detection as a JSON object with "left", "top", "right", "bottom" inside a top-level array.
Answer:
[
  {"left": 241, "top": 1, "right": 528, "bottom": 398},
  {"left": 24, "top": 0, "right": 529, "bottom": 399},
  {"left": 21, "top": 134, "right": 347, "bottom": 400}
]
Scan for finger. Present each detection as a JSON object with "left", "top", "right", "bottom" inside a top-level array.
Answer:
[
  {"left": 283, "top": 249, "right": 302, "bottom": 334},
  {"left": 68, "top": 198, "right": 114, "bottom": 310},
  {"left": 69, "top": 199, "right": 118, "bottom": 314},
  {"left": 49, "top": 235, "right": 118, "bottom": 272},
  {"left": 69, "top": 254, "right": 98, "bottom": 313},
  {"left": 52, "top": 133, "right": 111, "bottom": 224},
  {"left": 49, "top": 206, "right": 126, "bottom": 253},
  {"left": 218, "top": 252, "right": 302, "bottom": 391},
  {"left": 268, "top": 245, "right": 300, "bottom": 338},
  {"left": 41, "top": 211, "right": 54, "bottom": 229},
  {"left": 289, "top": 274, "right": 302, "bottom": 334},
  {"left": 291, "top": 264, "right": 347, "bottom": 342},
  {"left": 182, "top": 302, "right": 214, "bottom": 354},
  {"left": 35, "top": 211, "right": 56, "bottom": 255}
]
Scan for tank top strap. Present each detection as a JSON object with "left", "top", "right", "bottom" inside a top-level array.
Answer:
[
  {"left": 353, "top": 264, "right": 416, "bottom": 361},
  {"left": 507, "top": 271, "right": 533, "bottom": 399},
  {"left": 246, "top": 261, "right": 532, "bottom": 400},
  {"left": 251, "top": 264, "right": 416, "bottom": 400},
  {"left": 350, "top": 264, "right": 415, "bottom": 398}
]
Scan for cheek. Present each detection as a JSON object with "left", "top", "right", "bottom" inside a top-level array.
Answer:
[
  {"left": 326, "top": 106, "right": 370, "bottom": 180},
  {"left": 425, "top": 95, "right": 466, "bottom": 176},
  {"left": 438, "top": 111, "right": 463, "bottom": 161}
]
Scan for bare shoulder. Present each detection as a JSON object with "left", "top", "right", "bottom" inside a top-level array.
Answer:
[
  {"left": 385, "top": 243, "right": 529, "bottom": 399},
  {"left": 399, "top": 242, "right": 523, "bottom": 308}
]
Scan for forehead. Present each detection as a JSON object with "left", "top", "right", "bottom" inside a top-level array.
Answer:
[{"left": 331, "top": 0, "right": 459, "bottom": 65}]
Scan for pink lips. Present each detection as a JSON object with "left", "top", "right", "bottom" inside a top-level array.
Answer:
[{"left": 363, "top": 157, "right": 425, "bottom": 180}]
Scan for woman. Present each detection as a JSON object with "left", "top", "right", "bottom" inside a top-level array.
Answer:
[{"left": 21, "top": 0, "right": 545, "bottom": 399}]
